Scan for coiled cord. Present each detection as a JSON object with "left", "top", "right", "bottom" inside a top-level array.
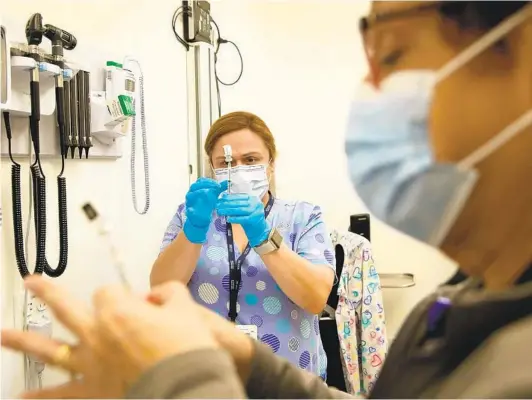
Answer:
[
  {"left": 3, "top": 109, "right": 69, "bottom": 278},
  {"left": 11, "top": 164, "right": 44, "bottom": 276},
  {"left": 30, "top": 165, "right": 69, "bottom": 278},
  {"left": 124, "top": 58, "right": 150, "bottom": 215},
  {"left": 3, "top": 111, "right": 44, "bottom": 277}
]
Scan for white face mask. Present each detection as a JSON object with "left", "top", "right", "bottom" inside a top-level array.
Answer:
[{"left": 214, "top": 164, "right": 270, "bottom": 199}]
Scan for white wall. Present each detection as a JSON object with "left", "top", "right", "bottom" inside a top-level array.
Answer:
[
  {"left": 210, "top": 0, "right": 457, "bottom": 338},
  {"left": 1, "top": 0, "right": 457, "bottom": 397},
  {"left": 1, "top": 0, "right": 189, "bottom": 396}
]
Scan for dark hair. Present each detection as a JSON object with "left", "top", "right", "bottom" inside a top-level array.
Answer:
[{"left": 439, "top": 1, "right": 529, "bottom": 31}]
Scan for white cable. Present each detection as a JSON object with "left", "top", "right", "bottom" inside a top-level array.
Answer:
[
  {"left": 18, "top": 126, "right": 34, "bottom": 390},
  {"left": 459, "top": 110, "right": 532, "bottom": 169},
  {"left": 123, "top": 57, "right": 150, "bottom": 215}
]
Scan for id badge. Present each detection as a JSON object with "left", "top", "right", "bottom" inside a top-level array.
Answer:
[{"left": 236, "top": 324, "right": 258, "bottom": 340}]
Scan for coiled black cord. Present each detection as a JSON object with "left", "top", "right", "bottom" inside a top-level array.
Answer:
[
  {"left": 3, "top": 108, "right": 69, "bottom": 278},
  {"left": 28, "top": 82, "right": 69, "bottom": 277},
  {"left": 30, "top": 165, "right": 69, "bottom": 278},
  {"left": 3, "top": 111, "right": 44, "bottom": 277}
]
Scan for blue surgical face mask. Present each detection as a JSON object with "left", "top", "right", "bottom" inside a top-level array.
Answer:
[{"left": 345, "top": 6, "right": 532, "bottom": 246}]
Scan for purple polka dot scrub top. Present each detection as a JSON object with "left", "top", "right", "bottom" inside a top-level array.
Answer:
[{"left": 160, "top": 198, "right": 336, "bottom": 378}]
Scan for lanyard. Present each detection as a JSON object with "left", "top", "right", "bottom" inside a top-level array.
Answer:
[{"left": 226, "top": 192, "right": 275, "bottom": 322}]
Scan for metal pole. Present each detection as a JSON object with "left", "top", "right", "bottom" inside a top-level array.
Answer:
[{"left": 186, "top": 43, "right": 216, "bottom": 185}]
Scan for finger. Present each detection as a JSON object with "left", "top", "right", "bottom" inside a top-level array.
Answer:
[
  {"left": 92, "top": 285, "right": 133, "bottom": 312},
  {"left": 217, "top": 196, "right": 250, "bottom": 205},
  {"left": 147, "top": 281, "right": 188, "bottom": 307},
  {"left": 219, "top": 180, "right": 228, "bottom": 192},
  {"left": 217, "top": 207, "right": 251, "bottom": 217},
  {"left": 227, "top": 216, "right": 248, "bottom": 225},
  {"left": 24, "top": 276, "right": 94, "bottom": 341},
  {"left": 217, "top": 198, "right": 250, "bottom": 209},
  {"left": 190, "top": 178, "right": 219, "bottom": 192},
  {"left": 21, "top": 381, "right": 87, "bottom": 399},
  {"left": 219, "top": 193, "right": 249, "bottom": 201},
  {"left": 1, "top": 330, "right": 81, "bottom": 372}
]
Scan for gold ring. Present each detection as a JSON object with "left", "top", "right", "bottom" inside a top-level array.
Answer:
[{"left": 52, "top": 344, "right": 72, "bottom": 366}]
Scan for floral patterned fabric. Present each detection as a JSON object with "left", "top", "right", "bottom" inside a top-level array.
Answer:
[{"left": 330, "top": 230, "right": 388, "bottom": 397}]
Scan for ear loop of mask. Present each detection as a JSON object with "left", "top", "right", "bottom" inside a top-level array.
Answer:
[
  {"left": 429, "top": 4, "right": 532, "bottom": 169},
  {"left": 459, "top": 110, "right": 532, "bottom": 169},
  {"left": 436, "top": 4, "right": 532, "bottom": 83}
]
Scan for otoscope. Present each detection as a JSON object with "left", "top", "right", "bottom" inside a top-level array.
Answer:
[
  {"left": 30, "top": 19, "right": 76, "bottom": 278},
  {"left": 43, "top": 23, "right": 77, "bottom": 163},
  {"left": 0, "top": 14, "right": 49, "bottom": 277},
  {"left": 16, "top": 14, "right": 71, "bottom": 278},
  {"left": 25, "top": 14, "right": 44, "bottom": 172}
]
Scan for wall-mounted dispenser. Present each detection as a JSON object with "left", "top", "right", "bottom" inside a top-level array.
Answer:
[
  {"left": 90, "top": 60, "right": 135, "bottom": 145},
  {"left": 90, "top": 58, "right": 151, "bottom": 215}
]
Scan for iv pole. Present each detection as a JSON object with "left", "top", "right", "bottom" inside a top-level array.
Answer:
[{"left": 184, "top": 1, "right": 218, "bottom": 184}]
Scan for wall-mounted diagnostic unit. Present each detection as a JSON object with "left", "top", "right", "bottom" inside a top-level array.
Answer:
[{"left": 1, "top": 10, "right": 152, "bottom": 396}]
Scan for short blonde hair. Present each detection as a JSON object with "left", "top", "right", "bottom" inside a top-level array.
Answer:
[{"left": 204, "top": 111, "right": 277, "bottom": 194}]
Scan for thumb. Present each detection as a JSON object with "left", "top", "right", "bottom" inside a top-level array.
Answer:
[{"left": 147, "top": 281, "right": 190, "bottom": 308}]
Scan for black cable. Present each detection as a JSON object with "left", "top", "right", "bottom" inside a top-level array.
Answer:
[
  {"left": 215, "top": 41, "right": 243, "bottom": 86},
  {"left": 55, "top": 85, "right": 66, "bottom": 176},
  {"left": 170, "top": 6, "right": 243, "bottom": 117},
  {"left": 172, "top": 5, "right": 190, "bottom": 51},
  {"left": 31, "top": 164, "right": 69, "bottom": 278},
  {"left": 3, "top": 108, "right": 69, "bottom": 279},
  {"left": 210, "top": 16, "right": 243, "bottom": 116},
  {"left": 2, "top": 111, "right": 44, "bottom": 277},
  {"left": 33, "top": 78, "right": 69, "bottom": 278}
]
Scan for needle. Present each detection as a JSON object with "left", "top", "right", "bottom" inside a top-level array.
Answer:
[
  {"left": 81, "top": 203, "right": 131, "bottom": 289},
  {"left": 223, "top": 144, "right": 233, "bottom": 194}
]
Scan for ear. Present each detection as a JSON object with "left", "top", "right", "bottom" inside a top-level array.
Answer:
[{"left": 267, "top": 161, "right": 275, "bottom": 178}]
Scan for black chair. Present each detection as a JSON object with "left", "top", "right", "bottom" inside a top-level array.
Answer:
[{"left": 320, "top": 244, "right": 346, "bottom": 390}]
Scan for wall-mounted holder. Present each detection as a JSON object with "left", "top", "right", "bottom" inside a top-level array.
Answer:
[
  {"left": 1, "top": 22, "right": 11, "bottom": 110},
  {"left": 90, "top": 90, "right": 129, "bottom": 146},
  {"left": 7, "top": 55, "right": 76, "bottom": 117},
  {"left": 1, "top": 42, "right": 124, "bottom": 160}
]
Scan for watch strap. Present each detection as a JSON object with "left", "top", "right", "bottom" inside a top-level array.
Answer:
[{"left": 254, "top": 228, "right": 282, "bottom": 256}]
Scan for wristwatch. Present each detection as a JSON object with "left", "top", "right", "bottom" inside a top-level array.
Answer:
[{"left": 254, "top": 228, "right": 283, "bottom": 256}]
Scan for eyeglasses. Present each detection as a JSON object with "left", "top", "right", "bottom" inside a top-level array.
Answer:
[
  {"left": 359, "top": 1, "right": 458, "bottom": 87},
  {"left": 359, "top": 1, "right": 451, "bottom": 34}
]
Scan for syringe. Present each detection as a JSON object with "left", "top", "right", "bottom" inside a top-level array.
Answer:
[
  {"left": 81, "top": 203, "right": 131, "bottom": 289},
  {"left": 223, "top": 144, "right": 233, "bottom": 194}
]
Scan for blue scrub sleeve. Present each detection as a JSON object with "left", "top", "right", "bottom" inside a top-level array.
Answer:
[
  {"left": 296, "top": 206, "right": 336, "bottom": 269},
  {"left": 160, "top": 204, "right": 185, "bottom": 253}
]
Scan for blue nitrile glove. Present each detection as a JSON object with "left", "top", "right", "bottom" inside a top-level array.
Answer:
[
  {"left": 183, "top": 178, "right": 226, "bottom": 244},
  {"left": 216, "top": 193, "right": 270, "bottom": 247}
]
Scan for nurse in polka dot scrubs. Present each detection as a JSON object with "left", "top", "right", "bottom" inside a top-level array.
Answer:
[{"left": 153, "top": 112, "right": 336, "bottom": 379}]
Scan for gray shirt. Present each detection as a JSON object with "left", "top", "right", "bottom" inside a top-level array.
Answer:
[{"left": 127, "top": 278, "right": 532, "bottom": 399}]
